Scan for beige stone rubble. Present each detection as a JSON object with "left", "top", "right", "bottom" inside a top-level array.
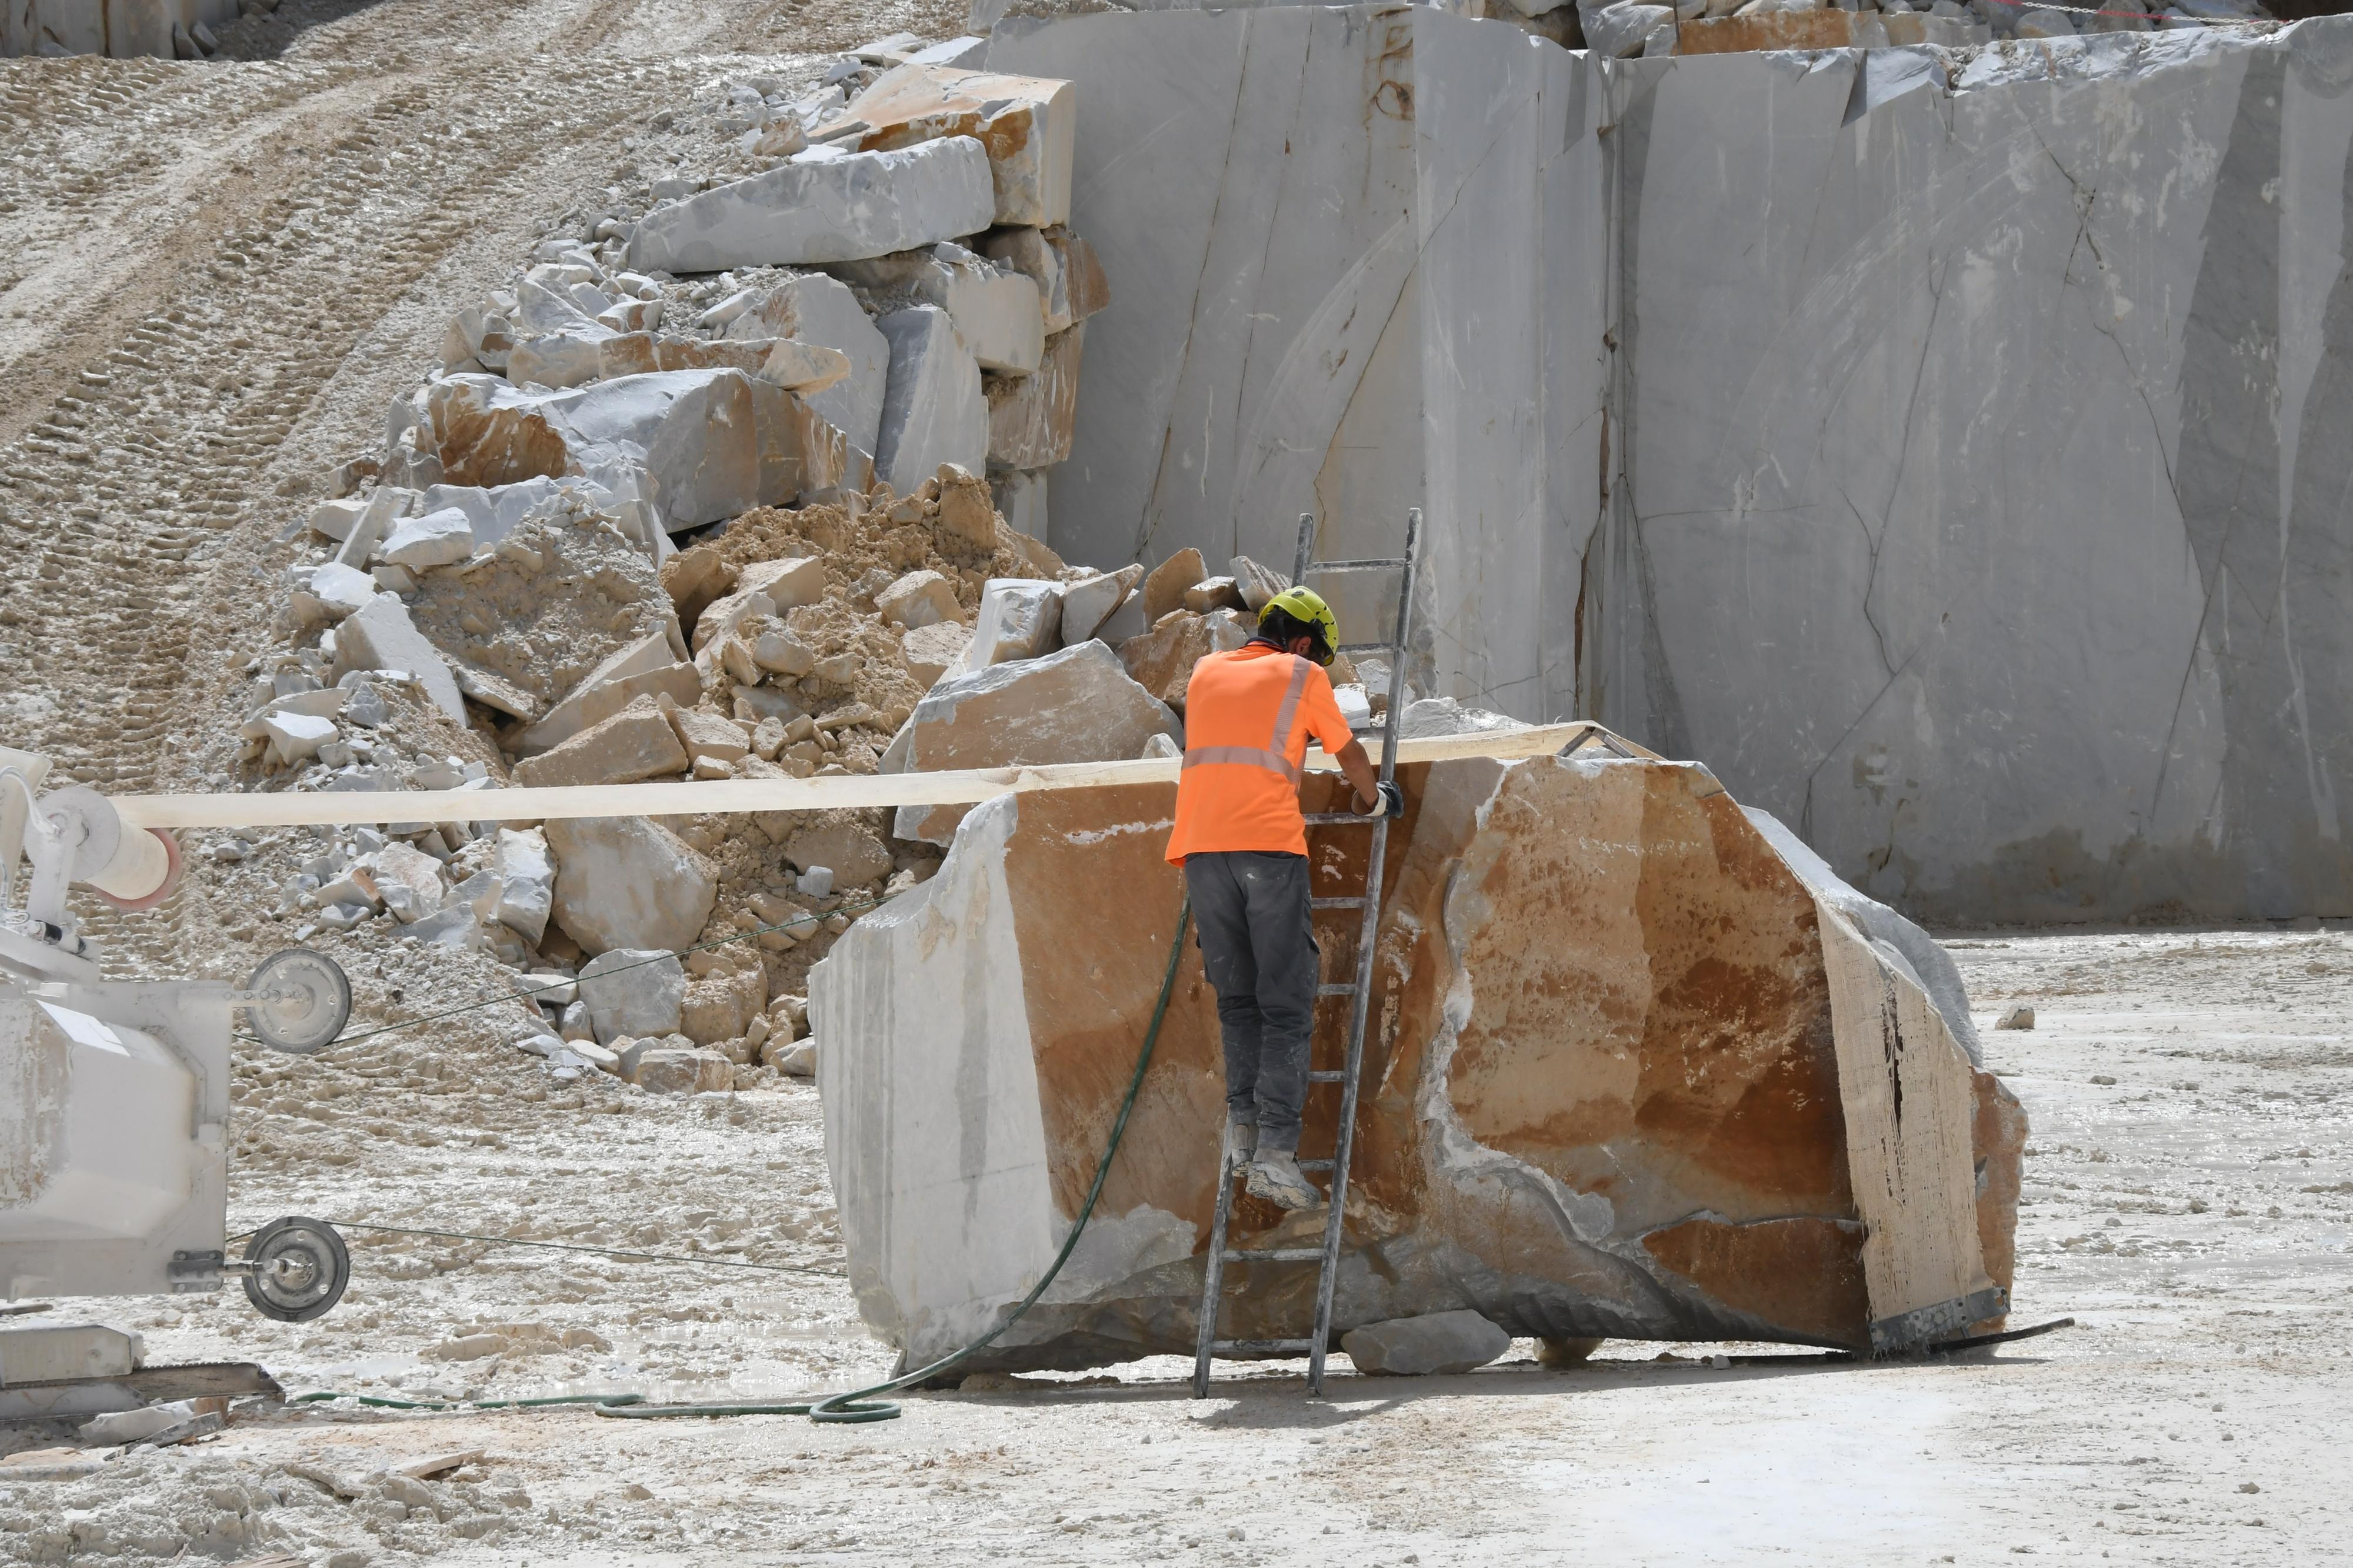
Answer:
[
  {"left": 1228, "top": 555, "right": 1289, "bottom": 612},
  {"left": 630, "top": 1047, "right": 732, "bottom": 1095},
  {"left": 980, "top": 225, "right": 1111, "bottom": 337},
  {"left": 514, "top": 630, "right": 701, "bottom": 758},
  {"left": 957, "top": 578, "right": 1062, "bottom": 670},
  {"left": 1182, "top": 575, "right": 1246, "bottom": 614},
  {"left": 902, "top": 619, "right": 971, "bottom": 685},
  {"left": 691, "top": 555, "right": 829, "bottom": 655},
  {"left": 892, "top": 639, "right": 1181, "bottom": 845},
  {"left": 784, "top": 820, "right": 895, "bottom": 889},
  {"left": 1057, "top": 563, "right": 1143, "bottom": 647},
  {"left": 511, "top": 697, "right": 689, "bottom": 788},
  {"left": 875, "top": 569, "right": 962, "bottom": 629},
  {"left": 405, "top": 518, "right": 674, "bottom": 732},
  {"left": 932, "top": 466, "right": 998, "bottom": 553},
  {"left": 680, "top": 957, "right": 768, "bottom": 1048},
  {"left": 546, "top": 815, "right": 718, "bottom": 956},
  {"left": 1140, "top": 547, "right": 1207, "bottom": 623},
  {"left": 985, "top": 323, "right": 1084, "bottom": 470},
  {"left": 1118, "top": 607, "right": 1249, "bottom": 711},
  {"left": 848, "top": 63, "right": 1078, "bottom": 226},
  {"left": 665, "top": 700, "right": 752, "bottom": 767}
]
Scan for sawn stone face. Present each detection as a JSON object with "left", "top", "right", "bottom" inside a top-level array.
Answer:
[
  {"left": 812, "top": 743, "right": 2024, "bottom": 1372},
  {"left": 987, "top": 8, "right": 2353, "bottom": 922}
]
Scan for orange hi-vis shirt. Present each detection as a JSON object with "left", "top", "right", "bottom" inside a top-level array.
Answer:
[{"left": 1165, "top": 643, "right": 1357, "bottom": 864}]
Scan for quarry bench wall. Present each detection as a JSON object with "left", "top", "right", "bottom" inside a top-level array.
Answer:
[{"left": 991, "top": 8, "right": 2353, "bottom": 923}]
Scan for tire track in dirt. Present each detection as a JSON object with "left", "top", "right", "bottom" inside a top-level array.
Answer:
[{"left": 0, "top": 0, "right": 881, "bottom": 972}]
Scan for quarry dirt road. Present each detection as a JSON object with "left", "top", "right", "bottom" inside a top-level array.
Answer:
[{"left": 3, "top": 3, "right": 2351, "bottom": 1564}]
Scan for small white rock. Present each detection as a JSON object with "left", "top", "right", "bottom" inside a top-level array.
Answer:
[{"left": 376, "top": 507, "right": 475, "bottom": 571}]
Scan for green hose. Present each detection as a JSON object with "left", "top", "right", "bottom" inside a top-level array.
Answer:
[
  {"left": 596, "top": 894, "right": 1196, "bottom": 1426},
  {"left": 291, "top": 1391, "right": 646, "bottom": 1411},
  {"left": 289, "top": 897, "right": 1194, "bottom": 1427}
]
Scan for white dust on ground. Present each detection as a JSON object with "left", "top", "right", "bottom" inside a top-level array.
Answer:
[{"left": 4, "top": 926, "right": 2346, "bottom": 1564}]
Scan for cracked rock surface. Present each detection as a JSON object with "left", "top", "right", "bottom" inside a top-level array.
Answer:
[{"left": 1007, "top": 6, "right": 2340, "bottom": 923}]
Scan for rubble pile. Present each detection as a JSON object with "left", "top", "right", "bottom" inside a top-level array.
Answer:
[
  {"left": 206, "top": 39, "right": 1209, "bottom": 1098},
  {"left": 203, "top": 32, "right": 1460, "bottom": 1104}
]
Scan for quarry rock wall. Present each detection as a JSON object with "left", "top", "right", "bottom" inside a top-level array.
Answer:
[
  {"left": 987, "top": 5, "right": 1609, "bottom": 741},
  {"left": 1604, "top": 24, "right": 2353, "bottom": 926},
  {"left": 992, "top": 10, "right": 2353, "bottom": 923}
]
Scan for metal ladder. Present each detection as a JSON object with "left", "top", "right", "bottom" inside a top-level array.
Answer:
[{"left": 1191, "top": 506, "right": 1422, "bottom": 1399}]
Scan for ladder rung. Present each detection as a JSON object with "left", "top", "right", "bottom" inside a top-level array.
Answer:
[
  {"left": 1315, "top": 983, "right": 1357, "bottom": 996},
  {"left": 1308, "top": 1069, "right": 1346, "bottom": 1082},
  {"left": 1311, "top": 896, "right": 1364, "bottom": 910},
  {"left": 1211, "top": 1339, "right": 1314, "bottom": 1355},
  {"left": 1335, "top": 641, "right": 1398, "bottom": 653},
  {"left": 1302, "top": 812, "right": 1376, "bottom": 825},
  {"left": 1224, "top": 1247, "right": 1324, "bottom": 1262},
  {"left": 1306, "top": 558, "right": 1406, "bottom": 571},
  {"left": 1227, "top": 1156, "right": 1333, "bottom": 1177}
]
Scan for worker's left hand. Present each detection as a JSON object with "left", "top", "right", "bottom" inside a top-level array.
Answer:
[{"left": 1358, "top": 781, "right": 1404, "bottom": 819}]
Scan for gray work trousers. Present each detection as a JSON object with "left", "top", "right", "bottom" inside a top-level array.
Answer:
[{"left": 1184, "top": 850, "right": 1317, "bottom": 1155}]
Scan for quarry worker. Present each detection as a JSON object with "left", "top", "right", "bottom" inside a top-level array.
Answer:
[{"left": 1165, "top": 586, "right": 1403, "bottom": 1211}]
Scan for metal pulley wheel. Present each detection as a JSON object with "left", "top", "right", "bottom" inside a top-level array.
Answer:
[
  {"left": 241, "top": 1216, "right": 351, "bottom": 1322},
  {"left": 242, "top": 948, "right": 351, "bottom": 1055}
]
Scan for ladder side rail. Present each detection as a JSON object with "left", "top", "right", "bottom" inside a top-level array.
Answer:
[
  {"left": 1192, "top": 1129, "right": 1244, "bottom": 1397},
  {"left": 1290, "top": 512, "right": 1316, "bottom": 593},
  {"left": 1305, "top": 507, "right": 1422, "bottom": 1396},
  {"left": 1371, "top": 507, "right": 1422, "bottom": 790}
]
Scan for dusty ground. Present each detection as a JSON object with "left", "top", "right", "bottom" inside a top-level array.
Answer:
[
  {"left": 5, "top": 2, "right": 2352, "bottom": 1564},
  {"left": 2, "top": 929, "right": 2346, "bottom": 1564}
]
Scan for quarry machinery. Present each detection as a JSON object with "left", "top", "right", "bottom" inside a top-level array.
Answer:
[{"left": 0, "top": 746, "right": 355, "bottom": 1335}]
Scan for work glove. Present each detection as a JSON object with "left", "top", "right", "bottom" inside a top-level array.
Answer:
[{"left": 1359, "top": 781, "right": 1405, "bottom": 819}]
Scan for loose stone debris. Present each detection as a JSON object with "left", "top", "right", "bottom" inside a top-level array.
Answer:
[
  {"left": 199, "top": 46, "right": 1152, "bottom": 1100},
  {"left": 1341, "top": 1310, "right": 1514, "bottom": 1377}
]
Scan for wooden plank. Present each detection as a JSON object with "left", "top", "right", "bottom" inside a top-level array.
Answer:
[{"left": 112, "top": 722, "right": 1617, "bottom": 830}]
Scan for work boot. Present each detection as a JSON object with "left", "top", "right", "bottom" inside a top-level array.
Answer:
[
  {"left": 1245, "top": 1149, "right": 1323, "bottom": 1210},
  {"left": 1227, "top": 1115, "right": 1258, "bottom": 1160}
]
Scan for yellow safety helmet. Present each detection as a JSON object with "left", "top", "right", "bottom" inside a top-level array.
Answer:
[{"left": 1258, "top": 586, "right": 1340, "bottom": 667}]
